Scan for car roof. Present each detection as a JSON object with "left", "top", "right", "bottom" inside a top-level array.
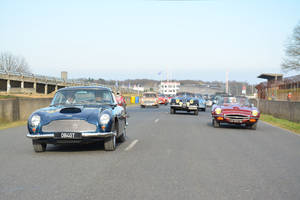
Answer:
[{"left": 58, "top": 86, "right": 111, "bottom": 92}]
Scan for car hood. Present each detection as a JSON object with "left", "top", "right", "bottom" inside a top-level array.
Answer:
[
  {"left": 175, "top": 97, "right": 197, "bottom": 101},
  {"left": 143, "top": 97, "right": 157, "bottom": 101},
  {"left": 30, "top": 105, "right": 110, "bottom": 125}
]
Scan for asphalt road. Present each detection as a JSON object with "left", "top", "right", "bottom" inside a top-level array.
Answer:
[{"left": 1, "top": 105, "right": 300, "bottom": 200}]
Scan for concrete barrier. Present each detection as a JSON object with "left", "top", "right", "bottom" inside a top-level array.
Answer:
[
  {"left": 0, "top": 98, "right": 52, "bottom": 122},
  {"left": 250, "top": 99, "right": 300, "bottom": 123}
]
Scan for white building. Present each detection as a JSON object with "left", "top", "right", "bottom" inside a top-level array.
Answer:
[
  {"left": 133, "top": 85, "right": 144, "bottom": 92},
  {"left": 159, "top": 81, "right": 180, "bottom": 96}
]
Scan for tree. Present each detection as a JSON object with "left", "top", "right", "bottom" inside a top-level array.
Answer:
[
  {"left": 282, "top": 22, "right": 300, "bottom": 72},
  {"left": 0, "top": 52, "right": 30, "bottom": 73}
]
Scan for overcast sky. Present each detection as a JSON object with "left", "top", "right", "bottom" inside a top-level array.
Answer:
[{"left": 1, "top": 0, "right": 300, "bottom": 84}]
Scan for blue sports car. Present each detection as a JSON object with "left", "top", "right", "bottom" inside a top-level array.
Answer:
[{"left": 27, "top": 86, "right": 127, "bottom": 152}]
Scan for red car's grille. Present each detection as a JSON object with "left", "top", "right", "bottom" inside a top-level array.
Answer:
[{"left": 224, "top": 114, "right": 249, "bottom": 120}]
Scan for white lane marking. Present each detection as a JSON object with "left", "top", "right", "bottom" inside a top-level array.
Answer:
[
  {"left": 125, "top": 139, "right": 138, "bottom": 151},
  {"left": 154, "top": 118, "right": 160, "bottom": 123}
]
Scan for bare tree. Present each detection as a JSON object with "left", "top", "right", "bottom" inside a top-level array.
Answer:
[
  {"left": 282, "top": 22, "right": 300, "bottom": 72},
  {"left": 0, "top": 52, "right": 30, "bottom": 73}
]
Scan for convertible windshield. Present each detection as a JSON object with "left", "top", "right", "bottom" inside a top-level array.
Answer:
[
  {"left": 51, "top": 89, "right": 114, "bottom": 105},
  {"left": 219, "top": 96, "right": 250, "bottom": 107}
]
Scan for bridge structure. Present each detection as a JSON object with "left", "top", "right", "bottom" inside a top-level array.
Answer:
[{"left": 0, "top": 70, "right": 83, "bottom": 95}]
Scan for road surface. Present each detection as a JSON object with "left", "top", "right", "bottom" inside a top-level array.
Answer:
[{"left": 1, "top": 106, "right": 300, "bottom": 200}]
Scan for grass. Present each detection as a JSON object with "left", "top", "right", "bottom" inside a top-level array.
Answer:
[
  {"left": 0, "top": 120, "right": 27, "bottom": 130},
  {"left": 260, "top": 114, "right": 300, "bottom": 134},
  {"left": 0, "top": 95, "right": 17, "bottom": 99}
]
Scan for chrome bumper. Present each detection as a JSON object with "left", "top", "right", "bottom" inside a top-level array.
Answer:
[
  {"left": 27, "top": 131, "right": 116, "bottom": 139},
  {"left": 171, "top": 105, "right": 198, "bottom": 110}
]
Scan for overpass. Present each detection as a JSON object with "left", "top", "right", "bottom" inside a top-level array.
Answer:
[{"left": 0, "top": 70, "right": 83, "bottom": 95}]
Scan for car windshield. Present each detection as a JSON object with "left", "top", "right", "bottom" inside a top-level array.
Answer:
[
  {"left": 51, "top": 89, "right": 114, "bottom": 106},
  {"left": 144, "top": 93, "right": 156, "bottom": 98},
  {"left": 219, "top": 96, "right": 250, "bottom": 107},
  {"left": 177, "top": 92, "right": 194, "bottom": 98}
]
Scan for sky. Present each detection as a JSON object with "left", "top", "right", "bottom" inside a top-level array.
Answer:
[{"left": 0, "top": 0, "right": 300, "bottom": 84}]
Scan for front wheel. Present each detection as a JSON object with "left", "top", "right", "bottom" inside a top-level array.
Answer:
[
  {"left": 104, "top": 135, "right": 116, "bottom": 151},
  {"left": 118, "top": 128, "right": 127, "bottom": 143},
  {"left": 170, "top": 108, "right": 176, "bottom": 114},
  {"left": 32, "top": 140, "right": 47, "bottom": 152},
  {"left": 212, "top": 119, "right": 220, "bottom": 128},
  {"left": 249, "top": 123, "right": 257, "bottom": 130}
]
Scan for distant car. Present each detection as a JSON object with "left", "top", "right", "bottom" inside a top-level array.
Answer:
[
  {"left": 158, "top": 94, "right": 168, "bottom": 105},
  {"left": 26, "top": 86, "right": 127, "bottom": 152},
  {"left": 141, "top": 92, "right": 159, "bottom": 108},
  {"left": 206, "top": 100, "right": 213, "bottom": 107},
  {"left": 115, "top": 91, "right": 127, "bottom": 113},
  {"left": 170, "top": 92, "right": 199, "bottom": 115},
  {"left": 211, "top": 96, "right": 260, "bottom": 129},
  {"left": 195, "top": 94, "right": 206, "bottom": 112}
]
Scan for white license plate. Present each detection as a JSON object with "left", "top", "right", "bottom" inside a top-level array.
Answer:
[
  {"left": 61, "top": 132, "right": 76, "bottom": 138},
  {"left": 230, "top": 119, "right": 243, "bottom": 123}
]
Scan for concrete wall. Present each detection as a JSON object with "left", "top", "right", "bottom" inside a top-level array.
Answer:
[
  {"left": 0, "top": 98, "right": 52, "bottom": 122},
  {"left": 250, "top": 99, "right": 300, "bottom": 123}
]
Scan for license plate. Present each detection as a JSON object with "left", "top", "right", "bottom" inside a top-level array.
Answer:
[
  {"left": 230, "top": 119, "right": 242, "bottom": 123},
  {"left": 55, "top": 132, "right": 82, "bottom": 139}
]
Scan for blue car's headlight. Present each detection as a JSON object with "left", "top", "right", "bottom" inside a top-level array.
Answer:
[
  {"left": 100, "top": 114, "right": 110, "bottom": 125},
  {"left": 31, "top": 115, "right": 41, "bottom": 127}
]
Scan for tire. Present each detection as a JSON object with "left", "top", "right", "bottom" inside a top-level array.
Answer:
[
  {"left": 249, "top": 123, "right": 257, "bottom": 130},
  {"left": 118, "top": 128, "right": 127, "bottom": 143},
  {"left": 141, "top": 105, "right": 145, "bottom": 108},
  {"left": 203, "top": 108, "right": 206, "bottom": 112},
  {"left": 212, "top": 119, "right": 220, "bottom": 128},
  {"left": 194, "top": 110, "right": 199, "bottom": 115},
  {"left": 170, "top": 108, "right": 174, "bottom": 114},
  {"left": 32, "top": 140, "right": 47, "bottom": 152},
  {"left": 104, "top": 135, "right": 116, "bottom": 151}
]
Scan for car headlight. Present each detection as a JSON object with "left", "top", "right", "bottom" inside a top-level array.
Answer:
[
  {"left": 176, "top": 99, "right": 180, "bottom": 103},
  {"left": 215, "top": 108, "right": 222, "bottom": 115},
  {"left": 252, "top": 110, "right": 258, "bottom": 116},
  {"left": 190, "top": 99, "right": 194, "bottom": 104},
  {"left": 100, "top": 114, "right": 110, "bottom": 125},
  {"left": 31, "top": 115, "right": 41, "bottom": 127}
]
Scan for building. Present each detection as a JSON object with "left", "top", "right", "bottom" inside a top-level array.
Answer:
[
  {"left": 159, "top": 81, "right": 180, "bottom": 96},
  {"left": 256, "top": 73, "right": 300, "bottom": 101},
  {"left": 132, "top": 85, "right": 144, "bottom": 92}
]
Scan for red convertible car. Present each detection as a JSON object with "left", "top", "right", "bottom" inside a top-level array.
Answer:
[
  {"left": 158, "top": 94, "right": 168, "bottom": 105},
  {"left": 211, "top": 96, "right": 260, "bottom": 130}
]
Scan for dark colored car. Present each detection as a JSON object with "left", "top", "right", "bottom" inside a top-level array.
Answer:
[
  {"left": 211, "top": 96, "right": 260, "bottom": 129},
  {"left": 27, "top": 86, "right": 127, "bottom": 152},
  {"left": 170, "top": 92, "right": 199, "bottom": 115}
]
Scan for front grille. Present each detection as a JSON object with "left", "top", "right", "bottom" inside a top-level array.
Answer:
[
  {"left": 224, "top": 114, "right": 249, "bottom": 120},
  {"left": 42, "top": 120, "right": 97, "bottom": 133},
  {"left": 144, "top": 101, "right": 155, "bottom": 104}
]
